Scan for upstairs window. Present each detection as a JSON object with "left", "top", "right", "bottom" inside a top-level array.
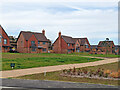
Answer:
[
  {"left": 38, "top": 41, "right": 40, "bottom": 44},
  {"left": 4, "top": 39, "right": 7, "bottom": 44},
  {"left": 72, "top": 44, "right": 74, "bottom": 47},
  {"left": 85, "top": 44, "right": 89, "bottom": 48},
  {"left": 86, "top": 45, "right": 89, "bottom": 48},
  {"left": 76, "top": 44, "right": 79, "bottom": 46},
  {"left": 68, "top": 44, "right": 70, "bottom": 46},
  {"left": 31, "top": 41, "right": 35, "bottom": 44},
  {"left": 43, "top": 42, "right": 46, "bottom": 45}
]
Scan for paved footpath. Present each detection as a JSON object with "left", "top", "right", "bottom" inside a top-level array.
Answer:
[{"left": 1, "top": 57, "right": 119, "bottom": 78}]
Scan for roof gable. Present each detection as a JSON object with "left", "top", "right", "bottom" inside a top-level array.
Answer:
[{"left": 0, "top": 25, "right": 9, "bottom": 38}]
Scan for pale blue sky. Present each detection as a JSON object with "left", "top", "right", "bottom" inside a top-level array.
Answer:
[{"left": 0, "top": 0, "right": 118, "bottom": 45}]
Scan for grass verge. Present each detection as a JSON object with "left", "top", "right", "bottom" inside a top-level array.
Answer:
[
  {"left": 15, "top": 62, "right": 119, "bottom": 86},
  {"left": 2, "top": 53, "right": 103, "bottom": 71}
]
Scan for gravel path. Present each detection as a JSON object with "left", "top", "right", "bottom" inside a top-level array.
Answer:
[{"left": 1, "top": 57, "right": 119, "bottom": 78}]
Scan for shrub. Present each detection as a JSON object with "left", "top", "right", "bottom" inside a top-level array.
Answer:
[
  {"left": 77, "top": 70, "right": 80, "bottom": 75},
  {"left": 110, "top": 72, "right": 120, "bottom": 78},
  {"left": 63, "top": 69, "right": 67, "bottom": 73},
  {"left": 104, "top": 73, "right": 109, "bottom": 78},
  {"left": 67, "top": 70, "right": 71, "bottom": 74},
  {"left": 89, "top": 70, "right": 93, "bottom": 77},
  {"left": 73, "top": 67, "right": 76, "bottom": 75},
  {"left": 98, "top": 71, "right": 104, "bottom": 77},
  {"left": 104, "top": 70, "right": 111, "bottom": 75}
]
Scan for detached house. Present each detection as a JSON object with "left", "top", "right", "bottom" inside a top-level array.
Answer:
[
  {"left": 53, "top": 32, "right": 90, "bottom": 54},
  {"left": 0, "top": 25, "right": 10, "bottom": 52},
  {"left": 17, "top": 30, "right": 50, "bottom": 53},
  {"left": 97, "top": 40, "right": 115, "bottom": 54}
]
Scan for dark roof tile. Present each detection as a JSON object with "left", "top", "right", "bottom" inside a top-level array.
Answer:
[{"left": 21, "top": 31, "right": 49, "bottom": 42}]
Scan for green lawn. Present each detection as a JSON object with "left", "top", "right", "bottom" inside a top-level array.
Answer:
[
  {"left": 2, "top": 53, "right": 103, "bottom": 71},
  {"left": 71, "top": 52, "right": 120, "bottom": 58},
  {"left": 15, "top": 62, "right": 119, "bottom": 86}
]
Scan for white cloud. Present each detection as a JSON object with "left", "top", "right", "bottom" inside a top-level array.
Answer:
[
  {"left": 0, "top": 1, "right": 118, "bottom": 44},
  {"left": 1, "top": 0, "right": 119, "bottom": 3}
]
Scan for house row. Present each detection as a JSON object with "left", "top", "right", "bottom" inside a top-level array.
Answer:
[{"left": 0, "top": 25, "right": 120, "bottom": 54}]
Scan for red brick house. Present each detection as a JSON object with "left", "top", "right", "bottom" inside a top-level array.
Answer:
[
  {"left": 97, "top": 41, "right": 115, "bottom": 54},
  {"left": 0, "top": 25, "right": 10, "bottom": 52},
  {"left": 52, "top": 32, "right": 90, "bottom": 54},
  {"left": 17, "top": 30, "right": 50, "bottom": 53}
]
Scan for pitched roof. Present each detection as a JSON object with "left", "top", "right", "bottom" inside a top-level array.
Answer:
[
  {"left": 20, "top": 31, "right": 49, "bottom": 42},
  {"left": 61, "top": 35, "right": 89, "bottom": 45},
  {"left": 61, "top": 35, "right": 74, "bottom": 44},
  {"left": 72, "top": 38, "right": 89, "bottom": 45},
  {"left": 98, "top": 41, "right": 114, "bottom": 47}
]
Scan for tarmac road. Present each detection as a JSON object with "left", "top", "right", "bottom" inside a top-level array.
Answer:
[{"left": 1, "top": 78, "right": 119, "bottom": 89}]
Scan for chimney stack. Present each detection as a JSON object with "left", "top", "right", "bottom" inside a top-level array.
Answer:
[
  {"left": 59, "top": 31, "right": 61, "bottom": 37},
  {"left": 42, "top": 29, "right": 45, "bottom": 35}
]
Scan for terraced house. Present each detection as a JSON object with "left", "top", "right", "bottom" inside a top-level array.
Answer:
[
  {"left": 53, "top": 32, "right": 90, "bottom": 54},
  {"left": 17, "top": 30, "right": 50, "bottom": 53},
  {"left": 0, "top": 25, "right": 10, "bottom": 52}
]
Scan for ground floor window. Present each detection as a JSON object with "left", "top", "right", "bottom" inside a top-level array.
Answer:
[
  {"left": 32, "top": 47, "right": 36, "bottom": 51},
  {"left": 5, "top": 47, "right": 8, "bottom": 50},
  {"left": 67, "top": 49, "right": 71, "bottom": 52},
  {"left": 0, "top": 47, "right": 1, "bottom": 51},
  {"left": 42, "top": 48, "right": 46, "bottom": 52},
  {"left": 76, "top": 49, "right": 80, "bottom": 52}
]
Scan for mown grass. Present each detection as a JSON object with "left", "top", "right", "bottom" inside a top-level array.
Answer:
[
  {"left": 2, "top": 53, "right": 103, "bottom": 71},
  {"left": 15, "top": 62, "right": 119, "bottom": 86},
  {"left": 71, "top": 52, "right": 120, "bottom": 58}
]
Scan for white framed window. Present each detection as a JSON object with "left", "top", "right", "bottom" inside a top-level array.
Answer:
[
  {"left": 4, "top": 39, "right": 7, "bottom": 44},
  {"left": 42, "top": 48, "right": 46, "bottom": 51},
  {"left": 43, "top": 42, "right": 46, "bottom": 45},
  {"left": 68, "top": 44, "right": 70, "bottom": 46}
]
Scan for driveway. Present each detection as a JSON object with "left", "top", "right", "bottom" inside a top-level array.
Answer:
[{"left": 1, "top": 57, "right": 119, "bottom": 78}]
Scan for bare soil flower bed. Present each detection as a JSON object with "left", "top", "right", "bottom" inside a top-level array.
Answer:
[{"left": 60, "top": 67, "right": 120, "bottom": 80}]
